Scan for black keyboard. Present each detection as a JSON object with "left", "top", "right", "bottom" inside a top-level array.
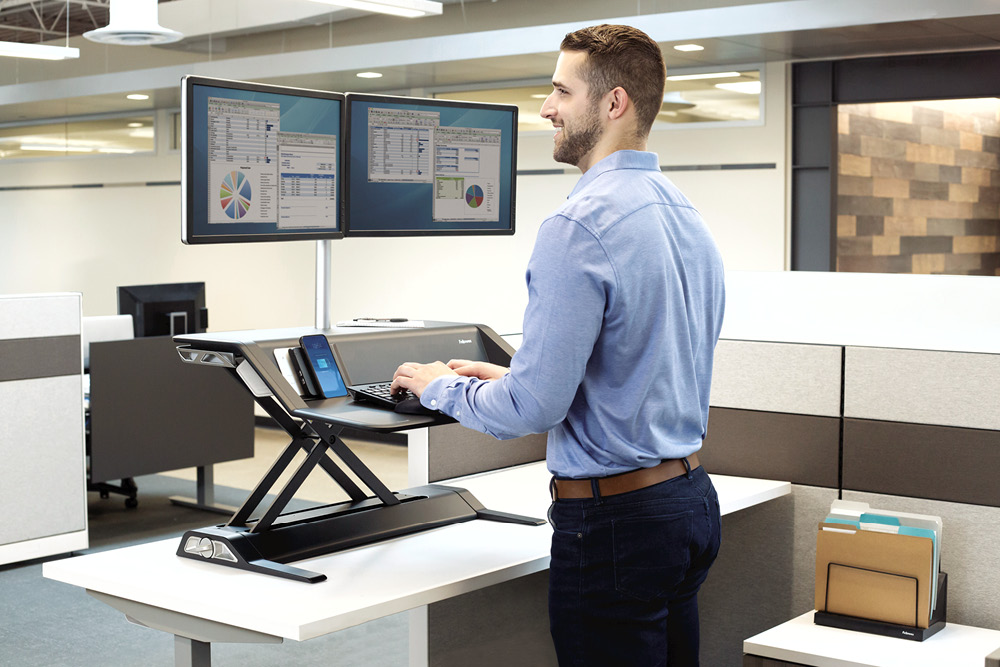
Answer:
[{"left": 347, "top": 382, "right": 411, "bottom": 409}]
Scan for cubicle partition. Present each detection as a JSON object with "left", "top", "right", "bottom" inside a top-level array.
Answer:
[
  {"left": 0, "top": 293, "right": 88, "bottom": 565},
  {"left": 711, "top": 271, "right": 1000, "bottom": 663}
]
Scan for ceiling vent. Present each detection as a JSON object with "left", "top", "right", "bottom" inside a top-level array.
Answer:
[{"left": 84, "top": 0, "right": 183, "bottom": 46}]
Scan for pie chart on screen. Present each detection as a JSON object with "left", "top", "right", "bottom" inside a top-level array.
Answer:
[
  {"left": 465, "top": 184, "right": 484, "bottom": 208},
  {"left": 220, "top": 170, "right": 252, "bottom": 219}
]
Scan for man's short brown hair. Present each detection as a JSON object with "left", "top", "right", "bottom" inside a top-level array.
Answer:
[{"left": 561, "top": 24, "right": 666, "bottom": 137}]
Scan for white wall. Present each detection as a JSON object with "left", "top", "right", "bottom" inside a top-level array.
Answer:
[{"left": 0, "top": 64, "right": 787, "bottom": 335}]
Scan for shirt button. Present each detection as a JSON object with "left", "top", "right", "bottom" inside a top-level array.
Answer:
[
  {"left": 430, "top": 399, "right": 437, "bottom": 407},
  {"left": 456, "top": 410, "right": 461, "bottom": 418}
]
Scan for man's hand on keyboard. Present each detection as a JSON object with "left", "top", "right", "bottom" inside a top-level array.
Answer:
[
  {"left": 391, "top": 361, "right": 456, "bottom": 398},
  {"left": 447, "top": 359, "right": 509, "bottom": 381}
]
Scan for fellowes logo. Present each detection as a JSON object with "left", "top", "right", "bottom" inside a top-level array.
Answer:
[{"left": 458, "top": 339, "right": 473, "bottom": 344}]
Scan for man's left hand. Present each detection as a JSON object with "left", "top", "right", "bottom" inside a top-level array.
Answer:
[{"left": 391, "top": 361, "right": 457, "bottom": 398}]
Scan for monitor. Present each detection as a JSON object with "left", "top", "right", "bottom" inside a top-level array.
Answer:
[
  {"left": 118, "top": 282, "right": 208, "bottom": 338},
  {"left": 344, "top": 93, "right": 517, "bottom": 236},
  {"left": 181, "top": 75, "right": 344, "bottom": 244}
]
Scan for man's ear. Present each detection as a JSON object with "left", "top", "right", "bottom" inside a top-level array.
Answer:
[{"left": 606, "top": 87, "right": 629, "bottom": 120}]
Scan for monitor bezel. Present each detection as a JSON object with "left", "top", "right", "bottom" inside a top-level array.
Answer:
[
  {"left": 181, "top": 75, "right": 346, "bottom": 245},
  {"left": 343, "top": 92, "right": 517, "bottom": 238}
]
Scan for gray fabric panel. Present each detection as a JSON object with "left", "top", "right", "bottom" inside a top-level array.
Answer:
[
  {"left": 844, "top": 347, "right": 1000, "bottom": 430},
  {"left": 428, "top": 423, "right": 546, "bottom": 483},
  {"left": 711, "top": 340, "right": 843, "bottom": 417},
  {"left": 843, "top": 419, "right": 1000, "bottom": 507},
  {"left": 843, "top": 490, "right": 1000, "bottom": 631},
  {"left": 0, "top": 293, "right": 80, "bottom": 340},
  {"left": 0, "top": 336, "right": 81, "bottom": 382},
  {"left": 88, "top": 336, "right": 254, "bottom": 482},
  {"left": 0, "top": 376, "right": 86, "bottom": 544},
  {"left": 700, "top": 408, "right": 841, "bottom": 488},
  {"left": 428, "top": 571, "right": 556, "bottom": 667}
]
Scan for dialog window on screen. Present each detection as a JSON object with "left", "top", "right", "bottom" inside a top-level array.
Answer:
[
  {"left": 366, "top": 107, "right": 501, "bottom": 224},
  {"left": 208, "top": 97, "right": 337, "bottom": 230}
]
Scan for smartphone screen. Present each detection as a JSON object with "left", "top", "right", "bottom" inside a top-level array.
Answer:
[{"left": 299, "top": 334, "right": 349, "bottom": 398}]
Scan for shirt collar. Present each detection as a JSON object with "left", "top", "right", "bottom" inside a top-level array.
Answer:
[{"left": 568, "top": 150, "right": 660, "bottom": 199}]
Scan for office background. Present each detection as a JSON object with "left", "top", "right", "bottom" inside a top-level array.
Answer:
[{"left": 2, "top": 1, "right": 1000, "bottom": 664}]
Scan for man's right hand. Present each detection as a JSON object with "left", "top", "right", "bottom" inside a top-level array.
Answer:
[{"left": 447, "top": 359, "right": 509, "bottom": 381}]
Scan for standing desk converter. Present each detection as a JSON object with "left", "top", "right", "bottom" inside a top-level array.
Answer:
[{"left": 167, "top": 322, "right": 544, "bottom": 583}]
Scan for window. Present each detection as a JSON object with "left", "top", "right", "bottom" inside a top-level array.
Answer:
[{"left": 0, "top": 114, "right": 155, "bottom": 161}]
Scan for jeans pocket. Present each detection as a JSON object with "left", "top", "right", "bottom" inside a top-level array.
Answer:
[{"left": 612, "top": 510, "right": 693, "bottom": 601}]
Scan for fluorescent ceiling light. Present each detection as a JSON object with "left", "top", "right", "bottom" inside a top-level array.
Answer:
[
  {"left": 715, "top": 81, "right": 762, "bottom": 94},
  {"left": 667, "top": 72, "right": 741, "bottom": 81},
  {"left": 305, "top": 0, "right": 443, "bottom": 18},
  {"left": 356, "top": 71, "right": 383, "bottom": 78},
  {"left": 20, "top": 144, "right": 93, "bottom": 152},
  {"left": 530, "top": 94, "right": 548, "bottom": 99},
  {"left": 0, "top": 42, "right": 79, "bottom": 60},
  {"left": 127, "top": 94, "right": 150, "bottom": 100},
  {"left": 127, "top": 122, "right": 144, "bottom": 128},
  {"left": 673, "top": 44, "right": 704, "bottom": 52}
]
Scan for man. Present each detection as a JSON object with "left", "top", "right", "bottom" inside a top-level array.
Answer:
[{"left": 392, "top": 24, "right": 725, "bottom": 666}]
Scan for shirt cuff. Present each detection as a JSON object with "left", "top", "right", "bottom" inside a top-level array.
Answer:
[{"left": 420, "top": 374, "right": 465, "bottom": 413}]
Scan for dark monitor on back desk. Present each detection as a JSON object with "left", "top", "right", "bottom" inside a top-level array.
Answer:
[{"left": 118, "top": 282, "right": 208, "bottom": 338}]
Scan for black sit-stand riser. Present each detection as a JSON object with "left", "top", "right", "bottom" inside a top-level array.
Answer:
[{"left": 175, "top": 377, "right": 545, "bottom": 582}]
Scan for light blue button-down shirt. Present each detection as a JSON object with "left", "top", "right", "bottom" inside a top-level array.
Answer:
[{"left": 422, "top": 150, "right": 726, "bottom": 478}]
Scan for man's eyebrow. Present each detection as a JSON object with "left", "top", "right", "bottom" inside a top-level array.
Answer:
[{"left": 552, "top": 79, "right": 568, "bottom": 90}]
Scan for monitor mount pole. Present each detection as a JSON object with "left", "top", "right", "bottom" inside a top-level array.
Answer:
[{"left": 316, "top": 239, "right": 332, "bottom": 330}]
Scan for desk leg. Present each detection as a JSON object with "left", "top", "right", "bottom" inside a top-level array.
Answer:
[
  {"left": 175, "top": 636, "right": 211, "bottom": 667},
  {"left": 170, "top": 465, "right": 238, "bottom": 515},
  {"left": 408, "top": 605, "right": 429, "bottom": 667}
]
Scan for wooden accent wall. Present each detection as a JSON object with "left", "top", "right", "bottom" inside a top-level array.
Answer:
[{"left": 836, "top": 100, "right": 1000, "bottom": 275}]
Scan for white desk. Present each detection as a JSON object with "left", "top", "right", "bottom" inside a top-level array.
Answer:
[
  {"left": 44, "top": 463, "right": 789, "bottom": 666},
  {"left": 744, "top": 611, "right": 1000, "bottom": 667}
]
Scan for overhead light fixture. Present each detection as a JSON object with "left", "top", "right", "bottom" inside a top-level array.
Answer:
[
  {"left": 127, "top": 94, "right": 150, "bottom": 101},
  {"left": 356, "top": 71, "right": 383, "bottom": 79},
  {"left": 20, "top": 144, "right": 93, "bottom": 152},
  {"left": 715, "top": 81, "right": 762, "bottom": 94},
  {"left": 673, "top": 44, "right": 704, "bottom": 52},
  {"left": 661, "top": 92, "right": 695, "bottom": 111},
  {"left": 530, "top": 93, "right": 548, "bottom": 99},
  {"left": 0, "top": 42, "right": 79, "bottom": 60},
  {"left": 667, "top": 72, "right": 741, "bottom": 81},
  {"left": 305, "top": 0, "right": 443, "bottom": 19},
  {"left": 84, "top": 0, "right": 183, "bottom": 45},
  {"left": 127, "top": 122, "right": 144, "bottom": 128}
]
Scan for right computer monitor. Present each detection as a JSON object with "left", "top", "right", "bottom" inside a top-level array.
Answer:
[{"left": 344, "top": 93, "right": 517, "bottom": 237}]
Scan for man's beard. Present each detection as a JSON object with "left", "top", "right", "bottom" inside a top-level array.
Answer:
[{"left": 553, "top": 105, "right": 602, "bottom": 166}]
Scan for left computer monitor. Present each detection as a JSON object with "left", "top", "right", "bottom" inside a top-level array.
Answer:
[
  {"left": 118, "top": 282, "right": 207, "bottom": 338},
  {"left": 181, "top": 75, "right": 344, "bottom": 244}
]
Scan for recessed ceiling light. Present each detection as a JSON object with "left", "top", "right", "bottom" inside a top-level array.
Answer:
[
  {"left": 715, "top": 81, "right": 762, "bottom": 94},
  {"left": 127, "top": 94, "right": 150, "bottom": 100},
  {"left": 673, "top": 44, "right": 704, "bottom": 52},
  {"left": 666, "top": 72, "right": 741, "bottom": 81},
  {"left": 357, "top": 72, "right": 383, "bottom": 79},
  {"left": 530, "top": 93, "right": 548, "bottom": 99},
  {"left": 127, "top": 122, "right": 143, "bottom": 128}
]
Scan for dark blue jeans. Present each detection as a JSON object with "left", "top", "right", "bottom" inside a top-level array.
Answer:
[{"left": 548, "top": 466, "right": 721, "bottom": 667}]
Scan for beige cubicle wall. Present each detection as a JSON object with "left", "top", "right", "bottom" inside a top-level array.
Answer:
[{"left": 0, "top": 293, "right": 88, "bottom": 565}]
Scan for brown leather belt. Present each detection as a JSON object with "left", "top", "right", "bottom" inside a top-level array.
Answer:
[{"left": 552, "top": 454, "right": 700, "bottom": 500}]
